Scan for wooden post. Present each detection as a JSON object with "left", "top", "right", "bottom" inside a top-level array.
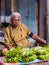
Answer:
[
  {"left": 46, "top": 0, "right": 49, "bottom": 44},
  {"left": 11, "top": 0, "right": 14, "bottom": 12},
  {"left": 39, "top": 0, "right": 46, "bottom": 39},
  {"left": 11, "top": 0, "right": 16, "bottom": 12}
]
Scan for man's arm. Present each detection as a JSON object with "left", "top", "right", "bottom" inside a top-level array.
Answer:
[{"left": 29, "top": 32, "right": 46, "bottom": 44}]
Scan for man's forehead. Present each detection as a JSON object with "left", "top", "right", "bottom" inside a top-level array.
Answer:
[{"left": 13, "top": 16, "right": 20, "bottom": 19}]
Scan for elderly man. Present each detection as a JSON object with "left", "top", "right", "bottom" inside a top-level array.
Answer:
[{"left": 2, "top": 12, "right": 46, "bottom": 55}]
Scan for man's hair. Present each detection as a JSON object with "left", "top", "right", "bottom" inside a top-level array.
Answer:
[{"left": 10, "top": 12, "right": 21, "bottom": 19}]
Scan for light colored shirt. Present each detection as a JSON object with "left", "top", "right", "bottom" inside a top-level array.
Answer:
[{"left": 4, "top": 23, "right": 31, "bottom": 48}]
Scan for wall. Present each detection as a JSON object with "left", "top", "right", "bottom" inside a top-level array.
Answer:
[
  {"left": 46, "top": 0, "right": 49, "bottom": 44},
  {"left": 39, "top": 0, "right": 46, "bottom": 39}
]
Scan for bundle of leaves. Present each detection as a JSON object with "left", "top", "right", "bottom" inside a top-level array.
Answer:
[
  {"left": 4, "top": 47, "right": 22, "bottom": 62},
  {"left": 4, "top": 45, "right": 49, "bottom": 62},
  {"left": 37, "top": 45, "right": 49, "bottom": 60},
  {"left": 20, "top": 48, "right": 37, "bottom": 62}
]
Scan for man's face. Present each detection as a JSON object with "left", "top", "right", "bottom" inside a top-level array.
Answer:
[{"left": 11, "top": 16, "right": 21, "bottom": 27}]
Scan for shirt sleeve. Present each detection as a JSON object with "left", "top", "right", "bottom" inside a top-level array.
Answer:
[
  {"left": 29, "top": 32, "right": 34, "bottom": 37},
  {"left": 21, "top": 23, "right": 31, "bottom": 35}
]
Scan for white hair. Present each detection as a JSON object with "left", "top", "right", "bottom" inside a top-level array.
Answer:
[{"left": 10, "top": 12, "right": 21, "bottom": 19}]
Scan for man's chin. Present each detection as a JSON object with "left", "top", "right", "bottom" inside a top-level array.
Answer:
[{"left": 14, "top": 24, "right": 18, "bottom": 27}]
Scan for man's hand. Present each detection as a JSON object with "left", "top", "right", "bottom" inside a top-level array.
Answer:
[
  {"left": 6, "top": 44, "right": 12, "bottom": 50},
  {"left": 32, "top": 34, "right": 46, "bottom": 45},
  {"left": 41, "top": 39, "right": 46, "bottom": 45}
]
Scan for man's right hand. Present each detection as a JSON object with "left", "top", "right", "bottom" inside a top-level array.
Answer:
[{"left": 6, "top": 44, "right": 12, "bottom": 50}]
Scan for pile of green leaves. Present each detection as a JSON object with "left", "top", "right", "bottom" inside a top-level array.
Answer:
[
  {"left": 4, "top": 47, "right": 37, "bottom": 63},
  {"left": 4, "top": 45, "right": 49, "bottom": 63},
  {"left": 4, "top": 47, "right": 22, "bottom": 63},
  {"left": 35, "top": 46, "right": 49, "bottom": 60},
  {"left": 20, "top": 48, "right": 37, "bottom": 62}
]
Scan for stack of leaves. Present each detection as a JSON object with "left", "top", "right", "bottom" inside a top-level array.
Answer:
[
  {"left": 37, "top": 46, "right": 49, "bottom": 60},
  {"left": 4, "top": 45, "right": 49, "bottom": 63},
  {"left": 4, "top": 47, "right": 22, "bottom": 63},
  {"left": 20, "top": 48, "right": 37, "bottom": 62}
]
